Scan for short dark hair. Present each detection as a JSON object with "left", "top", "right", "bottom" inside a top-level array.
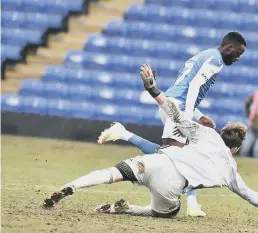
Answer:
[
  {"left": 221, "top": 32, "right": 247, "bottom": 47},
  {"left": 220, "top": 122, "right": 247, "bottom": 148}
]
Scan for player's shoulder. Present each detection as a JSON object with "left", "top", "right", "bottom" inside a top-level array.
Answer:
[{"left": 198, "top": 48, "right": 223, "bottom": 67}]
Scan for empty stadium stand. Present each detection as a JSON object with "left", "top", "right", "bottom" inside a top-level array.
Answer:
[{"left": 1, "top": 0, "right": 257, "bottom": 135}]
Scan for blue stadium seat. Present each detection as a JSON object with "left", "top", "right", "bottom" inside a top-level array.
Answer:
[
  {"left": 2, "top": 11, "right": 64, "bottom": 30},
  {"left": 222, "top": 66, "right": 258, "bottom": 84},
  {"left": 23, "top": 96, "right": 48, "bottom": 115},
  {"left": 2, "top": 0, "right": 22, "bottom": 11},
  {"left": 42, "top": 66, "right": 92, "bottom": 85},
  {"left": 42, "top": 0, "right": 85, "bottom": 14},
  {"left": 94, "top": 103, "right": 160, "bottom": 124},
  {"left": 84, "top": 35, "right": 258, "bottom": 66},
  {"left": 19, "top": 80, "right": 45, "bottom": 96},
  {"left": 70, "top": 101, "right": 95, "bottom": 119},
  {"left": 65, "top": 51, "right": 182, "bottom": 77},
  {"left": 68, "top": 84, "right": 93, "bottom": 101},
  {"left": 207, "top": 82, "right": 255, "bottom": 99},
  {"left": 118, "top": 106, "right": 161, "bottom": 126},
  {"left": 44, "top": 82, "right": 69, "bottom": 99},
  {"left": 44, "top": 64, "right": 258, "bottom": 89},
  {"left": 1, "top": 44, "right": 23, "bottom": 60},
  {"left": 57, "top": 61, "right": 257, "bottom": 88},
  {"left": 94, "top": 104, "right": 121, "bottom": 122},
  {"left": 2, "top": 28, "right": 45, "bottom": 45},
  {"left": 2, "top": 11, "right": 25, "bottom": 28},
  {"left": 42, "top": 66, "right": 68, "bottom": 83},
  {"left": 84, "top": 35, "right": 204, "bottom": 60},
  {"left": 90, "top": 87, "right": 140, "bottom": 105},
  {"left": 43, "top": 66, "right": 142, "bottom": 89},
  {"left": 42, "top": 66, "right": 174, "bottom": 92},
  {"left": 20, "top": 80, "right": 70, "bottom": 99},
  {"left": 20, "top": 0, "right": 46, "bottom": 13},
  {"left": 47, "top": 99, "right": 71, "bottom": 117},
  {"left": 1, "top": 94, "right": 24, "bottom": 112},
  {"left": 125, "top": 4, "right": 257, "bottom": 31},
  {"left": 210, "top": 98, "right": 244, "bottom": 115},
  {"left": 238, "top": 0, "right": 258, "bottom": 13},
  {"left": 104, "top": 21, "right": 258, "bottom": 49},
  {"left": 144, "top": 0, "right": 258, "bottom": 14},
  {"left": 2, "top": 0, "right": 85, "bottom": 14}
]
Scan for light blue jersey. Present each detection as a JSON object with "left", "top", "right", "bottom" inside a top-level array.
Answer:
[{"left": 166, "top": 48, "right": 223, "bottom": 116}]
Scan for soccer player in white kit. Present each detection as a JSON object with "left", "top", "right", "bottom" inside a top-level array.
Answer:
[
  {"left": 152, "top": 32, "right": 246, "bottom": 216},
  {"left": 43, "top": 64, "right": 258, "bottom": 217}
]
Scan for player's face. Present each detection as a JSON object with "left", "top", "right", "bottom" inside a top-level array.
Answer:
[{"left": 223, "top": 44, "right": 246, "bottom": 66}]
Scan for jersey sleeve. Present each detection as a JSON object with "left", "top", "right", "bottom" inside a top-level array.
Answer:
[
  {"left": 160, "top": 98, "right": 203, "bottom": 142},
  {"left": 185, "top": 56, "right": 223, "bottom": 119},
  {"left": 193, "top": 108, "right": 204, "bottom": 121},
  {"left": 227, "top": 170, "right": 258, "bottom": 207}
]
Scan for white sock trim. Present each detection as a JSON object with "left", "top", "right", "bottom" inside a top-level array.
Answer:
[{"left": 120, "top": 130, "right": 134, "bottom": 141}]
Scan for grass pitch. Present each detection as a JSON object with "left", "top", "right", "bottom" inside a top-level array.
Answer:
[{"left": 2, "top": 135, "right": 258, "bottom": 233}]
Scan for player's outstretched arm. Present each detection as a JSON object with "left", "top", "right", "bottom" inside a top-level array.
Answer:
[
  {"left": 140, "top": 64, "right": 200, "bottom": 141},
  {"left": 228, "top": 171, "right": 258, "bottom": 207}
]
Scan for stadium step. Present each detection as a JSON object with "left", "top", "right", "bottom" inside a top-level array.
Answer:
[
  {"left": 68, "top": 16, "right": 110, "bottom": 33},
  {"left": 1, "top": 80, "right": 21, "bottom": 94},
  {"left": 48, "top": 40, "right": 85, "bottom": 50},
  {"left": 26, "top": 48, "right": 67, "bottom": 64},
  {"left": 26, "top": 54, "right": 63, "bottom": 65},
  {"left": 90, "top": 2, "right": 125, "bottom": 16},
  {"left": 100, "top": 0, "right": 144, "bottom": 9},
  {"left": 48, "top": 32, "right": 87, "bottom": 45},
  {"left": 6, "top": 63, "right": 45, "bottom": 79}
]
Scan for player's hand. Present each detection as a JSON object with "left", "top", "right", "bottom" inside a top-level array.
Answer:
[
  {"left": 199, "top": 115, "right": 216, "bottom": 129},
  {"left": 140, "top": 63, "right": 156, "bottom": 90}
]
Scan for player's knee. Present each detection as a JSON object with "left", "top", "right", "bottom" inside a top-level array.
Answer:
[
  {"left": 106, "top": 167, "right": 124, "bottom": 183},
  {"left": 114, "top": 161, "right": 138, "bottom": 182},
  {"left": 152, "top": 201, "right": 181, "bottom": 218}
]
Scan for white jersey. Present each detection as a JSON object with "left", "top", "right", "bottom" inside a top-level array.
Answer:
[{"left": 159, "top": 98, "right": 258, "bottom": 207}]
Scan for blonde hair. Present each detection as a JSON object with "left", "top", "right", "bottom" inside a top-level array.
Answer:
[{"left": 220, "top": 122, "right": 247, "bottom": 148}]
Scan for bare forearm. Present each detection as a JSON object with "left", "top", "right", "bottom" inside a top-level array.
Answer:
[{"left": 153, "top": 92, "right": 166, "bottom": 105}]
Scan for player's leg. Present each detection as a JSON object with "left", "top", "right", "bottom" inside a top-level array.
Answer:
[
  {"left": 96, "top": 154, "right": 182, "bottom": 218},
  {"left": 43, "top": 165, "right": 125, "bottom": 208},
  {"left": 95, "top": 199, "right": 154, "bottom": 216},
  {"left": 96, "top": 198, "right": 180, "bottom": 218},
  {"left": 98, "top": 122, "right": 159, "bottom": 154},
  {"left": 159, "top": 107, "right": 206, "bottom": 217},
  {"left": 146, "top": 155, "right": 183, "bottom": 217}
]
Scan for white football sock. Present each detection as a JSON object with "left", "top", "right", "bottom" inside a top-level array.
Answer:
[
  {"left": 187, "top": 195, "right": 199, "bottom": 206},
  {"left": 124, "top": 205, "right": 153, "bottom": 216},
  {"left": 64, "top": 168, "right": 118, "bottom": 189},
  {"left": 119, "top": 130, "right": 134, "bottom": 141}
]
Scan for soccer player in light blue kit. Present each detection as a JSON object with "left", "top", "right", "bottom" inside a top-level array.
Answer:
[{"left": 99, "top": 32, "right": 247, "bottom": 217}]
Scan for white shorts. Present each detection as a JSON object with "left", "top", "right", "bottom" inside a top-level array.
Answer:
[
  {"left": 159, "top": 98, "right": 187, "bottom": 144},
  {"left": 124, "top": 154, "right": 186, "bottom": 214}
]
